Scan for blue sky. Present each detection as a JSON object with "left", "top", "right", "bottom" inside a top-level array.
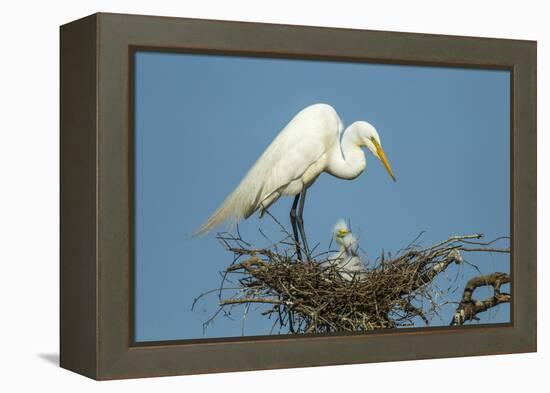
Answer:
[{"left": 134, "top": 51, "right": 510, "bottom": 342}]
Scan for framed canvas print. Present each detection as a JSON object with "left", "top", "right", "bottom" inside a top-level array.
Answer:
[{"left": 60, "top": 12, "right": 537, "bottom": 380}]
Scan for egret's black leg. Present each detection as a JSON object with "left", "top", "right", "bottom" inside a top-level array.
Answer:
[
  {"left": 289, "top": 194, "right": 302, "bottom": 261},
  {"left": 297, "top": 187, "right": 311, "bottom": 260}
]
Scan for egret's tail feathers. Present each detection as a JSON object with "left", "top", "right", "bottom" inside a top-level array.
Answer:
[
  {"left": 194, "top": 135, "right": 285, "bottom": 236},
  {"left": 193, "top": 182, "right": 262, "bottom": 237},
  {"left": 194, "top": 199, "right": 238, "bottom": 237}
]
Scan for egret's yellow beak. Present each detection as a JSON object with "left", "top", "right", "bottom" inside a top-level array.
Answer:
[
  {"left": 337, "top": 229, "right": 350, "bottom": 237},
  {"left": 372, "top": 139, "right": 396, "bottom": 182}
]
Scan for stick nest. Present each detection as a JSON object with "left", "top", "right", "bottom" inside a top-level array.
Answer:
[{"left": 199, "top": 226, "right": 509, "bottom": 334}]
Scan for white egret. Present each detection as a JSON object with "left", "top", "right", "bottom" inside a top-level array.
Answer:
[
  {"left": 321, "top": 219, "right": 366, "bottom": 281},
  {"left": 196, "top": 103, "right": 395, "bottom": 259}
]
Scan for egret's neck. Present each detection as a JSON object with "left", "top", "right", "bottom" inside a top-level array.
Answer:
[{"left": 327, "top": 125, "right": 366, "bottom": 180}]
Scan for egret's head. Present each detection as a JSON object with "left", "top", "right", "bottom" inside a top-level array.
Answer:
[
  {"left": 333, "top": 219, "right": 352, "bottom": 247},
  {"left": 354, "top": 121, "right": 396, "bottom": 182}
]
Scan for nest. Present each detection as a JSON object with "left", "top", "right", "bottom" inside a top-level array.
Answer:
[
  {"left": 197, "top": 228, "right": 509, "bottom": 333},
  {"left": 195, "top": 223, "right": 510, "bottom": 335}
]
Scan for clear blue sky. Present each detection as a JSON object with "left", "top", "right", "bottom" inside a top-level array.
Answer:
[{"left": 134, "top": 51, "right": 510, "bottom": 342}]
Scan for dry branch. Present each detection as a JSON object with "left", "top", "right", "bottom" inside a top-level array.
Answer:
[{"left": 450, "top": 272, "right": 511, "bottom": 326}]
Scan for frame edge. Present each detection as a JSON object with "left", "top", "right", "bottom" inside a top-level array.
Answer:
[
  {"left": 91, "top": 13, "right": 537, "bottom": 379},
  {"left": 60, "top": 13, "right": 99, "bottom": 380}
]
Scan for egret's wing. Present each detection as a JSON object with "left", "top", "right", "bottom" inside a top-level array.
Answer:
[{"left": 256, "top": 125, "right": 329, "bottom": 206}]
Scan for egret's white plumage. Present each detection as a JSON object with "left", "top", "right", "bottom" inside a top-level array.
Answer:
[
  {"left": 321, "top": 220, "right": 366, "bottom": 282},
  {"left": 196, "top": 103, "right": 395, "bottom": 235}
]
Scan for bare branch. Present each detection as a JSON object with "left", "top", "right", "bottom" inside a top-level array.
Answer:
[
  {"left": 450, "top": 272, "right": 511, "bottom": 326},
  {"left": 220, "top": 298, "right": 288, "bottom": 306}
]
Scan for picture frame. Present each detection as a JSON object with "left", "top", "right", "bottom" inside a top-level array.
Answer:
[{"left": 60, "top": 12, "right": 537, "bottom": 380}]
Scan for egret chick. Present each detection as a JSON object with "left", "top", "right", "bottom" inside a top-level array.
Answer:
[{"left": 321, "top": 220, "right": 366, "bottom": 282}]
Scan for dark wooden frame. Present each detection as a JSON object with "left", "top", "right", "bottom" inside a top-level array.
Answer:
[{"left": 60, "top": 12, "right": 537, "bottom": 380}]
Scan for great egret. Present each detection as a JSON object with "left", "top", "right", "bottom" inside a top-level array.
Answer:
[
  {"left": 321, "top": 219, "right": 366, "bottom": 281},
  {"left": 196, "top": 103, "right": 395, "bottom": 259}
]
